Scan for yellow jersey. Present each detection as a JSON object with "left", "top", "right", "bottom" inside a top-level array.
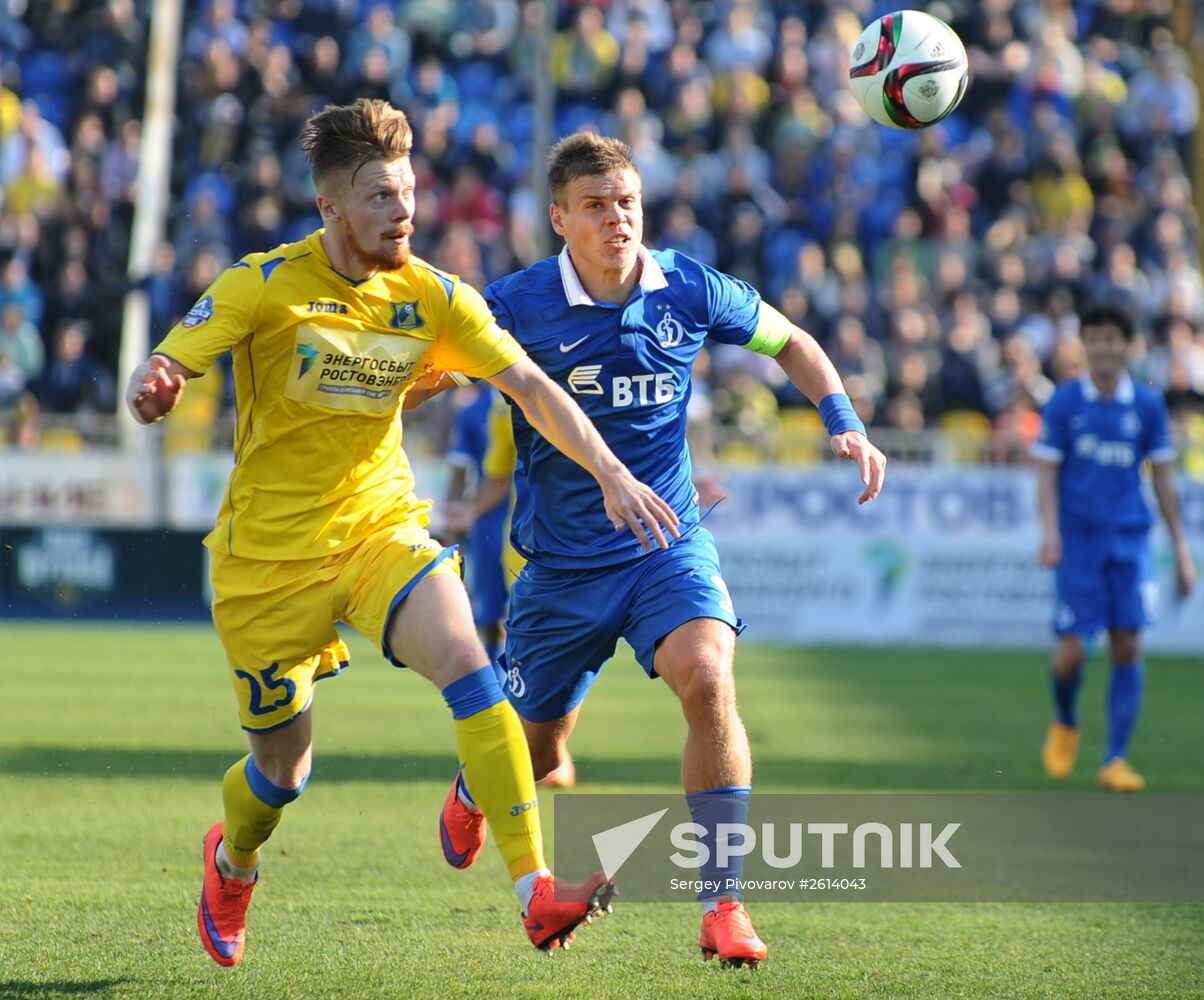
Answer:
[{"left": 156, "top": 230, "right": 525, "bottom": 560}]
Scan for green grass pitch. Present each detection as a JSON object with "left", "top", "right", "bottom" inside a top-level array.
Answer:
[{"left": 1, "top": 622, "right": 1202, "bottom": 999}]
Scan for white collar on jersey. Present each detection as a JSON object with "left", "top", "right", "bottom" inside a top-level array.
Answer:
[
  {"left": 557, "top": 244, "right": 669, "bottom": 306},
  {"left": 1080, "top": 371, "right": 1135, "bottom": 403}
]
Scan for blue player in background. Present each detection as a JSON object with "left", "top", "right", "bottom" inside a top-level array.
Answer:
[
  {"left": 1033, "top": 303, "right": 1196, "bottom": 792},
  {"left": 437, "top": 133, "right": 888, "bottom": 968},
  {"left": 444, "top": 383, "right": 510, "bottom": 662}
]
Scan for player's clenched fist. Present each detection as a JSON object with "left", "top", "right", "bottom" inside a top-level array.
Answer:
[{"left": 126, "top": 354, "right": 188, "bottom": 424}]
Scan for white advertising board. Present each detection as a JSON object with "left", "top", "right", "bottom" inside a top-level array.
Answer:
[
  {"left": 0, "top": 452, "right": 158, "bottom": 525},
  {"left": 164, "top": 453, "right": 449, "bottom": 530},
  {"left": 704, "top": 466, "right": 1204, "bottom": 653}
]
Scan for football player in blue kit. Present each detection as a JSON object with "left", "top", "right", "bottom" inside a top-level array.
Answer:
[
  {"left": 1033, "top": 303, "right": 1195, "bottom": 791},
  {"left": 438, "top": 132, "right": 888, "bottom": 967}
]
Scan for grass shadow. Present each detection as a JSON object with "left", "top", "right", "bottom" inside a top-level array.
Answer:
[
  {"left": 0, "top": 745, "right": 1069, "bottom": 791},
  {"left": 0, "top": 981, "right": 131, "bottom": 997}
]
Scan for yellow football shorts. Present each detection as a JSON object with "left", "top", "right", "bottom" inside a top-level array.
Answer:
[{"left": 210, "top": 524, "right": 462, "bottom": 733}]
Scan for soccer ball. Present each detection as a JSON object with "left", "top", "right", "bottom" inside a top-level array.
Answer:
[{"left": 848, "top": 10, "right": 968, "bottom": 130}]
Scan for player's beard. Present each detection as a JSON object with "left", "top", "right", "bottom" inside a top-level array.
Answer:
[{"left": 348, "top": 222, "right": 414, "bottom": 273}]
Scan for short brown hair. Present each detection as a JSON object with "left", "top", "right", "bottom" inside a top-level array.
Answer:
[
  {"left": 300, "top": 98, "right": 413, "bottom": 192},
  {"left": 547, "top": 132, "right": 638, "bottom": 205},
  {"left": 1080, "top": 301, "right": 1135, "bottom": 341}
]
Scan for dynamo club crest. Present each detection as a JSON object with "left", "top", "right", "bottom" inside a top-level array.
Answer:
[{"left": 656, "top": 307, "right": 685, "bottom": 348}]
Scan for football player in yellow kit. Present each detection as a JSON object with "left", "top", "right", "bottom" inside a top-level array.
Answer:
[{"left": 126, "top": 99, "right": 678, "bottom": 965}]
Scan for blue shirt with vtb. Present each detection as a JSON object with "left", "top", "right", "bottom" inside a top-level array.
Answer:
[
  {"left": 1032, "top": 373, "right": 1175, "bottom": 533},
  {"left": 485, "top": 246, "right": 762, "bottom": 568}
]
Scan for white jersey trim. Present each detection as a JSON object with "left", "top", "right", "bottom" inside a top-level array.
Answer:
[{"left": 557, "top": 245, "right": 669, "bottom": 306}]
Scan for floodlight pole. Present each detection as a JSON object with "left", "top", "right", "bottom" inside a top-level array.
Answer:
[
  {"left": 118, "top": 0, "right": 183, "bottom": 523},
  {"left": 529, "top": 0, "right": 555, "bottom": 260}
]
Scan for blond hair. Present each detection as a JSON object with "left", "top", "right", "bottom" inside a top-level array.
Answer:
[
  {"left": 300, "top": 98, "right": 413, "bottom": 192},
  {"left": 547, "top": 132, "right": 637, "bottom": 205}
]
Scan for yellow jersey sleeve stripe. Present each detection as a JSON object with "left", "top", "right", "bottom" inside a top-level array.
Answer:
[{"left": 411, "top": 259, "right": 456, "bottom": 303}]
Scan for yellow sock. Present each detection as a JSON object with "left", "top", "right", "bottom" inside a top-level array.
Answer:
[
  {"left": 455, "top": 700, "right": 545, "bottom": 880},
  {"left": 221, "top": 754, "right": 304, "bottom": 868}
]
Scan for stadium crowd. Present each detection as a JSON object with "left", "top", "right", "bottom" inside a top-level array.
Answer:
[{"left": 1, "top": 0, "right": 1202, "bottom": 466}]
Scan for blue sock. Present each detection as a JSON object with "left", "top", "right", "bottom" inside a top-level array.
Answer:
[
  {"left": 686, "top": 786, "right": 752, "bottom": 910},
  {"left": 1105, "top": 661, "right": 1144, "bottom": 762},
  {"left": 1050, "top": 667, "right": 1084, "bottom": 727}
]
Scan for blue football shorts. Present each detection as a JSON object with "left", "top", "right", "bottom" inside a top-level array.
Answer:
[
  {"left": 1054, "top": 528, "right": 1156, "bottom": 636},
  {"left": 467, "top": 502, "right": 509, "bottom": 625},
  {"left": 498, "top": 527, "right": 743, "bottom": 722}
]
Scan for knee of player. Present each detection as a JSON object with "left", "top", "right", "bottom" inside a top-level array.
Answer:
[
  {"left": 673, "top": 658, "right": 738, "bottom": 716},
  {"left": 1109, "top": 629, "right": 1141, "bottom": 664},
  {"left": 1052, "top": 637, "right": 1088, "bottom": 675}
]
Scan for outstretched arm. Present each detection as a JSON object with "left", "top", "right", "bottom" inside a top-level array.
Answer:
[
  {"left": 771, "top": 323, "right": 888, "bottom": 504},
  {"left": 1151, "top": 460, "right": 1197, "bottom": 597},
  {"left": 487, "top": 356, "right": 680, "bottom": 549},
  {"left": 1035, "top": 459, "right": 1062, "bottom": 567},
  {"left": 403, "top": 369, "right": 463, "bottom": 411},
  {"left": 125, "top": 353, "right": 194, "bottom": 424}
]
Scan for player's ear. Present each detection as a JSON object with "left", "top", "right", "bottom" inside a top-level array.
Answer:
[
  {"left": 549, "top": 202, "right": 565, "bottom": 236},
  {"left": 316, "top": 194, "right": 340, "bottom": 222}
]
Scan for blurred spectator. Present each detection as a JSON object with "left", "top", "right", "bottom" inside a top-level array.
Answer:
[
  {"left": 6, "top": 392, "right": 42, "bottom": 450},
  {"left": 987, "top": 334, "right": 1055, "bottom": 416},
  {"left": 0, "top": 256, "right": 43, "bottom": 328},
  {"left": 439, "top": 166, "right": 506, "bottom": 244},
  {"left": 4, "top": 143, "right": 65, "bottom": 218},
  {"left": 449, "top": 0, "right": 520, "bottom": 62},
  {"left": 937, "top": 315, "right": 999, "bottom": 416},
  {"left": 99, "top": 118, "right": 141, "bottom": 206},
  {"left": 550, "top": 5, "right": 620, "bottom": 103},
  {"left": 184, "top": 0, "right": 249, "bottom": 60},
  {"left": 0, "top": 302, "right": 44, "bottom": 408},
  {"left": 39, "top": 320, "right": 116, "bottom": 414},
  {"left": 344, "top": 3, "right": 410, "bottom": 105},
  {"left": 2, "top": 0, "right": 1200, "bottom": 459},
  {"left": 1119, "top": 32, "right": 1197, "bottom": 169},
  {"left": 40, "top": 259, "right": 90, "bottom": 338},
  {"left": 711, "top": 369, "right": 779, "bottom": 458},
  {"left": 658, "top": 201, "right": 717, "bottom": 268},
  {"left": 827, "top": 315, "right": 888, "bottom": 410},
  {"left": 704, "top": 2, "right": 773, "bottom": 75}
]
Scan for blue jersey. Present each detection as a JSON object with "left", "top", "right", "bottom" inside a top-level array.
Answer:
[
  {"left": 485, "top": 246, "right": 761, "bottom": 568},
  {"left": 1032, "top": 373, "right": 1175, "bottom": 533}
]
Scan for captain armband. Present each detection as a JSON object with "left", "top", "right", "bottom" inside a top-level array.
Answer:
[{"left": 742, "top": 302, "right": 795, "bottom": 357}]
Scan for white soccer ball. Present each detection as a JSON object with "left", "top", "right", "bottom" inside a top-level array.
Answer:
[{"left": 848, "top": 10, "right": 968, "bottom": 130}]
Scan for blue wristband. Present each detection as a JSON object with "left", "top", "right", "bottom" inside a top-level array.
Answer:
[{"left": 817, "top": 393, "right": 866, "bottom": 437}]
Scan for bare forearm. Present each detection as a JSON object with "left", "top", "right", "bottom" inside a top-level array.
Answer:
[
  {"left": 516, "top": 377, "right": 622, "bottom": 482},
  {"left": 486, "top": 356, "right": 680, "bottom": 547},
  {"left": 475, "top": 476, "right": 512, "bottom": 517},
  {"left": 774, "top": 329, "right": 849, "bottom": 406},
  {"left": 1036, "top": 462, "right": 1060, "bottom": 535},
  {"left": 1152, "top": 465, "right": 1189, "bottom": 547}
]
